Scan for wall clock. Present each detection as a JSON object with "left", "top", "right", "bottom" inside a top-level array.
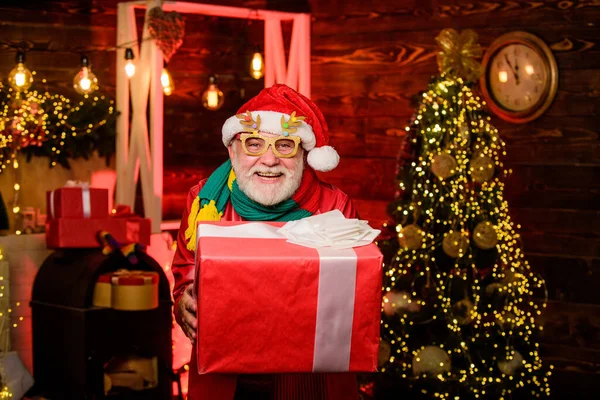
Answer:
[{"left": 480, "top": 31, "right": 558, "bottom": 123}]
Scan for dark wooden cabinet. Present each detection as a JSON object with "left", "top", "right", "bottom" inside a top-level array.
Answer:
[{"left": 30, "top": 249, "right": 173, "bottom": 399}]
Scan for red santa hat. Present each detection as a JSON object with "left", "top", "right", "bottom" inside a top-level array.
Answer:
[{"left": 222, "top": 84, "right": 339, "bottom": 172}]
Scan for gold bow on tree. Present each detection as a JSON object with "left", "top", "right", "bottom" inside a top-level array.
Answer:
[{"left": 435, "top": 29, "right": 483, "bottom": 83}]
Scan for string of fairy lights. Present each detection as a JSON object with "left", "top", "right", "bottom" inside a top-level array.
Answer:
[
  {"left": 0, "top": 248, "right": 19, "bottom": 398},
  {"left": 378, "top": 74, "right": 552, "bottom": 399},
  {"left": 1, "top": 79, "right": 115, "bottom": 234},
  {"left": 4, "top": 34, "right": 265, "bottom": 110}
]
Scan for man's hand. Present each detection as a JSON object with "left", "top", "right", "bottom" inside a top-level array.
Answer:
[{"left": 177, "top": 284, "right": 197, "bottom": 344}]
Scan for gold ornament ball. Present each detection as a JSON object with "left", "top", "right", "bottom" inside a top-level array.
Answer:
[
  {"left": 451, "top": 298, "right": 475, "bottom": 325},
  {"left": 484, "top": 282, "right": 503, "bottom": 296},
  {"left": 470, "top": 154, "right": 495, "bottom": 183},
  {"left": 442, "top": 231, "right": 469, "bottom": 258},
  {"left": 431, "top": 153, "right": 458, "bottom": 179},
  {"left": 398, "top": 224, "right": 425, "bottom": 250},
  {"left": 383, "top": 291, "right": 408, "bottom": 316},
  {"left": 497, "top": 350, "right": 524, "bottom": 375},
  {"left": 383, "top": 291, "right": 421, "bottom": 317},
  {"left": 378, "top": 340, "right": 392, "bottom": 367},
  {"left": 501, "top": 270, "right": 525, "bottom": 286},
  {"left": 412, "top": 346, "right": 451, "bottom": 376},
  {"left": 473, "top": 221, "right": 498, "bottom": 249},
  {"left": 495, "top": 311, "right": 517, "bottom": 331}
]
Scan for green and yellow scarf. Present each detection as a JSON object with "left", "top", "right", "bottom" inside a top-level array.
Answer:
[{"left": 184, "top": 160, "right": 322, "bottom": 250}]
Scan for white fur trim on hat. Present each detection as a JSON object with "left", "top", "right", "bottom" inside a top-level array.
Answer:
[
  {"left": 222, "top": 111, "right": 316, "bottom": 150},
  {"left": 307, "top": 145, "right": 339, "bottom": 172}
]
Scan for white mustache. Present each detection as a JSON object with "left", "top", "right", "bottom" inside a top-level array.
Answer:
[{"left": 246, "top": 166, "right": 291, "bottom": 178}]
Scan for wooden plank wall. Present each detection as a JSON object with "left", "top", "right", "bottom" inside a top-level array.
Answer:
[{"left": 0, "top": 0, "right": 598, "bottom": 397}]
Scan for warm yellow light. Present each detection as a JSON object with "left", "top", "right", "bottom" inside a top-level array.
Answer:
[
  {"left": 73, "top": 56, "right": 98, "bottom": 95},
  {"left": 15, "top": 72, "right": 26, "bottom": 87},
  {"left": 14, "top": 183, "right": 20, "bottom": 191},
  {"left": 207, "top": 91, "right": 218, "bottom": 107},
  {"left": 124, "top": 48, "right": 135, "bottom": 78},
  {"left": 12, "top": 206, "right": 20, "bottom": 214},
  {"left": 8, "top": 52, "right": 33, "bottom": 91},
  {"left": 161, "top": 67, "right": 174, "bottom": 96},
  {"left": 202, "top": 75, "right": 224, "bottom": 111},
  {"left": 250, "top": 52, "right": 264, "bottom": 80},
  {"left": 525, "top": 65, "right": 534, "bottom": 75},
  {"left": 125, "top": 60, "right": 136, "bottom": 78},
  {"left": 498, "top": 71, "right": 508, "bottom": 83},
  {"left": 80, "top": 77, "right": 91, "bottom": 91},
  {"left": 9, "top": 66, "right": 32, "bottom": 90}
]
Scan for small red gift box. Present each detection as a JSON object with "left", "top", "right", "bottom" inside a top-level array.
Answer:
[
  {"left": 195, "top": 221, "right": 383, "bottom": 374},
  {"left": 47, "top": 186, "right": 109, "bottom": 219},
  {"left": 45, "top": 216, "right": 151, "bottom": 249}
]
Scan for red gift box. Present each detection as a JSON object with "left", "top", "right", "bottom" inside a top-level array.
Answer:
[
  {"left": 47, "top": 186, "right": 109, "bottom": 219},
  {"left": 195, "top": 221, "right": 383, "bottom": 374},
  {"left": 46, "top": 216, "right": 151, "bottom": 249}
]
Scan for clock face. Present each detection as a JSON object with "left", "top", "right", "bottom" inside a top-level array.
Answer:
[{"left": 488, "top": 44, "right": 548, "bottom": 112}]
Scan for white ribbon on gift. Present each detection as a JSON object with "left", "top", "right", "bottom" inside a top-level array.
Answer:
[
  {"left": 49, "top": 180, "right": 91, "bottom": 218},
  {"left": 277, "top": 210, "right": 381, "bottom": 249},
  {"left": 196, "top": 222, "right": 358, "bottom": 372}
]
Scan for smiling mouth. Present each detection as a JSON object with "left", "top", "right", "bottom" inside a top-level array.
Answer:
[{"left": 255, "top": 172, "right": 284, "bottom": 180}]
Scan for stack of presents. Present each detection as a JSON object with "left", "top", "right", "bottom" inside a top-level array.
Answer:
[
  {"left": 46, "top": 183, "right": 151, "bottom": 249},
  {"left": 46, "top": 182, "right": 157, "bottom": 312},
  {"left": 47, "top": 183, "right": 160, "bottom": 394}
]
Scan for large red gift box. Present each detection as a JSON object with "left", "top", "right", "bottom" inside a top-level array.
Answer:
[
  {"left": 46, "top": 217, "right": 151, "bottom": 249},
  {"left": 195, "top": 221, "right": 383, "bottom": 374},
  {"left": 47, "top": 187, "right": 109, "bottom": 219}
]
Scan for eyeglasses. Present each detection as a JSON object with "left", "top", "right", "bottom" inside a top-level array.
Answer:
[{"left": 238, "top": 132, "right": 301, "bottom": 158}]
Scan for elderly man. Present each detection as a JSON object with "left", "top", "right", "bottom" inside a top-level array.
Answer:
[{"left": 172, "top": 84, "right": 359, "bottom": 400}]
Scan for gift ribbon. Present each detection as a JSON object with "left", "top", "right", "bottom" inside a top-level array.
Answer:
[
  {"left": 313, "top": 247, "right": 356, "bottom": 372},
  {"left": 49, "top": 191, "right": 55, "bottom": 219},
  {"left": 196, "top": 222, "right": 357, "bottom": 372},
  {"left": 49, "top": 185, "right": 91, "bottom": 218},
  {"left": 81, "top": 187, "right": 91, "bottom": 218}
]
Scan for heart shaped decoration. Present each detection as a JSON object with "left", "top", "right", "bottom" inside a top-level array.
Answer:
[{"left": 147, "top": 6, "right": 185, "bottom": 63}]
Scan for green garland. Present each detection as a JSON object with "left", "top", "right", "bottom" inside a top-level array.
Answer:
[{"left": 0, "top": 85, "right": 117, "bottom": 172}]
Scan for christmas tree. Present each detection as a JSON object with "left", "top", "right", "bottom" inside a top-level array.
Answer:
[{"left": 374, "top": 29, "right": 551, "bottom": 399}]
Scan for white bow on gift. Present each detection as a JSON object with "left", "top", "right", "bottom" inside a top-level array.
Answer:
[
  {"left": 64, "top": 180, "right": 90, "bottom": 188},
  {"left": 277, "top": 210, "right": 381, "bottom": 249}
]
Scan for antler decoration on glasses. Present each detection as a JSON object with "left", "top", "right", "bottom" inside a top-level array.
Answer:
[
  {"left": 280, "top": 111, "right": 305, "bottom": 136},
  {"left": 236, "top": 110, "right": 261, "bottom": 134}
]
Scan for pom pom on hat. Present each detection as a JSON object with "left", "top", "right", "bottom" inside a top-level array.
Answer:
[
  {"left": 307, "top": 145, "right": 339, "bottom": 172},
  {"left": 222, "top": 84, "right": 339, "bottom": 171}
]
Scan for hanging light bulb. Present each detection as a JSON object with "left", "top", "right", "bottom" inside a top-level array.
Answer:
[
  {"left": 73, "top": 55, "right": 98, "bottom": 95},
  {"left": 202, "top": 75, "right": 224, "bottom": 111},
  {"left": 124, "top": 48, "right": 136, "bottom": 78},
  {"left": 8, "top": 51, "right": 33, "bottom": 92},
  {"left": 161, "top": 64, "right": 174, "bottom": 96},
  {"left": 249, "top": 50, "right": 264, "bottom": 80}
]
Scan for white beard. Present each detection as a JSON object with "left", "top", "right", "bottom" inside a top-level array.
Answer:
[{"left": 233, "top": 151, "right": 304, "bottom": 206}]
